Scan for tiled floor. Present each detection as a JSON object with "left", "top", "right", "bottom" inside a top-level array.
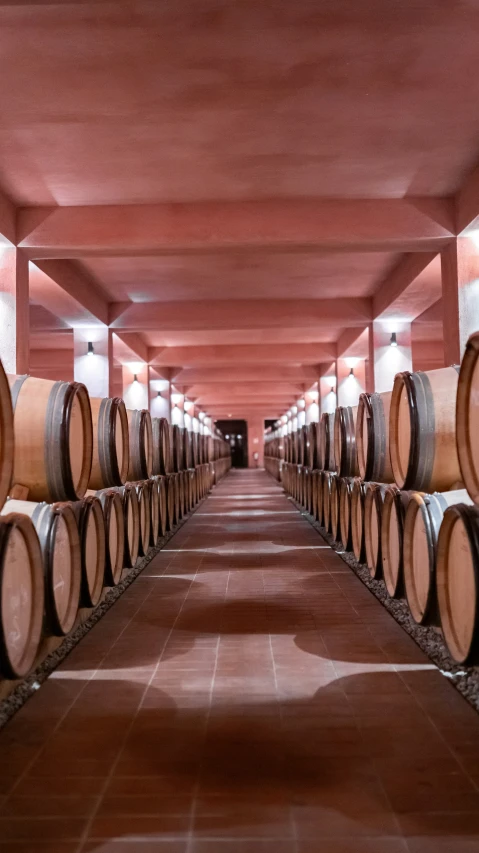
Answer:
[{"left": 1, "top": 469, "right": 479, "bottom": 852}]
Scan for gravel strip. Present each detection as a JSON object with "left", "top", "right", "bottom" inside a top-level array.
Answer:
[{"left": 292, "top": 499, "right": 479, "bottom": 714}]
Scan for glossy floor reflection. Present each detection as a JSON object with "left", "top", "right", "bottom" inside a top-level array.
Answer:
[{"left": 1, "top": 469, "right": 479, "bottom": 853}]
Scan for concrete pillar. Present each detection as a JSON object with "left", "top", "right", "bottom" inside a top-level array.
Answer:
[
  {"left": 291, "top": 405, "right": 299, "bottom": 434},
  {"left": 319, "top": 373, "right": 337, "bottom": 415},
  {"left": 297, "top": 398, "right": 306, "bottom": 428},
  {"left": 73, "top": 327, "right": 113, "bottom": 398},
  {"left": 184, "top": 399, "right": 195, "bottom": 432},
  {"left": 170, "top": 388, "right": 185, "bottom": 427},
  {"left": 122, "top": 363, "right": 148, "bottom": 410},
  {"left": 305, "top": 384, "right": 319, "bottom": 423},
  {"left": 367, "top": 321, "right": 412, "bottom": 394},
  {"left": 247, "top": 416, "right": 264, "bottom": 468},
  {"left": 441, "top": 237, "right": 479, "bottom": 363},
  {"left": 281, "top": 414, "right": 288, "bottom": 437},
  {"left": 0, "top": 248, "right": 29, "bottom": 374},
  {"left": 336, "top": 358, "right": 366, "bottom": 407},
  {"left": 150, "top": 376, "right": 171, "bottom": 422}
]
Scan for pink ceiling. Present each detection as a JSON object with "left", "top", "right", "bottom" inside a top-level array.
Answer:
[
  {"left": 0, "top": 4, "right": 479, "bottom": 206},
  {"left": 79, "top": 251, "right": 397, "bottom": 303},
  {"left": 141, "top": 327, "right": 340, "bottom": 348}
]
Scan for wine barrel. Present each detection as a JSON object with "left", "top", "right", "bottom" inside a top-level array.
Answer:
[
  {"left": 381, "top": 486, "right": 409, "bottom": 599},
  {"left": 403, "top": 489, "right": 473, "bottom": 626},
  {"left": 437, "top": 503, "right": 479, "bottom": 664},
  {"left": 2, "top": 499, "right": 81, "bottom": 637},
  {"left": 157, "top": 475, "right": 167, "bottom": 536},
  {"left": 149, "top": 479, "right": 160, "bottom": 546},
  {"left": 180, "top": 427, "right": 191, "bottom": 470},
  {"left": 133, "top": 482, "right": 151, "bottom": 557},
  {"left": 8, "top": 374, "right": 93, "bottom": 502},
  {"left": 0, "top": 513, "right": 44, "bottom": 679},
  {"left": 456, "top": 332, "right": 479, "bottom": 504},
  {"left": 389, "top": 366, "right": 461, "bottom": 493},
  {"left": 165, "top": 474, "right": 177, "bottom": 530},
  {"left": 334, "top": 406, "right": 359, "bottom": 478},
  {"left": 170, "top": 425, "right": 182, "bottom": 473},
  {"left": 0, "top": 359, "right": 14, "bottom": 512},
  {"left": 356, "top": 391, "right": 393, "bottom": 483},
  {"left": 97, "top": 490, "right": 124, "bottom": 586},
  {"left": 152, "top": 417, "right": 171, "bottom": 475},
  {"left": 311, "top": 470, "right": 319, "bottom": 520},
  {"left": 127, "top": 409, "right": 153, "bottom": 482},
  {"left": 119, "top": 484, "right": 140, "bottom": 569},
  {"left": 351, "top": 478, "right": 367, "bottom": 562},
  {"left": 69, "top": 496, "right": 106, "bottom": 608},
  {"left": 339, "top": 477, "right": 354, "bottom": 552},
  {"left": 306, "top": 423, "right": 319, "bottom": 470},
  {"left": 364, "top": 483, "right": 387, "bottom": 579},
  {"left": 89, "top": 397, "right": 129, "bottom": 490},
  {"left": 322, "top": 472, "right": 337, "bottom": 533},
  {"left": 319, "top": 412, "right": 335, "bottom": 471},
  {"left": 330, "top": 475, "right": 341, "bottom": 542}
]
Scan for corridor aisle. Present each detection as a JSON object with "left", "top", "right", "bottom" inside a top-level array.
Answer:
[{"left": 1, "top": 470, "right": 479, "bottom": 852}]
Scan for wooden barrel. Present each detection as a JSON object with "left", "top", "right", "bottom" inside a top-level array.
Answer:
[
  {"left": 8, "top": 374, "right": 93, "bottom": 502},
  {"left": 319, "top": 413, "right": 335, "bottom": 471},
  {"left": 69, "top": 496, "right": 106, "bottom": 608},
  {"left": 339, "top": 477, "right": 354, "bottom": 551},
  {"left": 170, "top": 425, "right": 182, "bottom": 473},
  {"left": 455, "top": 332, "right": 479, "bottom": 504},
  {"left": 381, "top": 486, "right": 409, "bottom": 599},
  {"left": 334, "top": 406, "right": 359, "bottom": 478},
  {"left": 97, "top": 490, "right": 124, "bottom": 586},
  {"left": 389, "top": 366, "right": 461, "bottom": 493},
  {"left": 356, "top": 391, "right": 393, "bottom": 483},
  {"left": 158, "top": 475, "right": 167, "bottom": 536},
  {"left": 322, "top": 472, "right": 336, "bottom": 533},
  {"left": 306, "top": 423, "right": 319, "bottom": 470},
  {"left": 119, "top": 484, "right": 140, "bottom": 568},
  {"left": 127, "top": 409, "right": 153, "bottom": 482},
  {"left": 0, "top": 359, "right": 14, "bottom": 512},
  {"left": 3, "top": 499, "right": 81, "bottom": 636},
  {"left": 141, "top": 479, "right": 159, "bottom": 547},
  {"left": 437, "top": 503, "right": 479, "bottom": 664},
  {"left": 133, "top": 482, "right": 151, "bottom": 557},
  {"left": 318, "top": 470, "right": 327, "bottom": 525},
  {"left": 152, "top": 417, "right": 171, "bottom": 475},
  {"left": 0, "top": 513, "right": 44, "bottom": 679},
  {"left": 180, "top": 427, "right": 191, "bottom": 470},
  {"left": 165, "top": 474, "right": 177, "bottom": 529},
  {"left": 330, "top": 475, "right": 341, "bottom": 542},
  {"left": 364, "top": 483, "right": 387, "bottom": 579},
  {"left": 88, "top": 397, "right": 129, "bottom": 490},
  {"left": 311, "top": 470, "right": 319, "bottom": 520},
  {"left": 351, "top": 477, "right": 367, "bottom": 562},
  {"left": 403, "top": 489, "right": 473, "bottom": 626}
]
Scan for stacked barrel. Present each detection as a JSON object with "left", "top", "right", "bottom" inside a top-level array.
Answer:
[
  {"left": 274, "top": 335, "right": 479, "bottom": 667},
  {"left": 0, "top": 366, "right": 231, "bottom": 684}
]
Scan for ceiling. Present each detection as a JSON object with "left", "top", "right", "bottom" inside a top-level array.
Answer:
[{"left": 1, "top": 1, "right": 473, "bottom": 417}]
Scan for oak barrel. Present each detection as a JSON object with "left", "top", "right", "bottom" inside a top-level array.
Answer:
[
  {"left": 165, "top": 474, "right": 177, "bottom": 530},
  {"left": 127, "top": 409, "right": 153, "bottom": 482},
  {"left": 9, "top": 374, "right": 93, "bottom": 502},
  {"left": 389, "top": 366, "right": 461, "bottom": 493},
  {"left": 319, "top": 412, "right": 335, "bottom": 471},
  {"left": 381, "top": 486, "right": 409, "bottom": 599},
  {"left": 69, "top": 496, "right": 106, "bottom": 608},
  {"left": 119, "top": 484, "right": 140, "bottom": 569},
  {"left": 322, "top": 471, "right": 336, "bottom": 533},
  {"left": 0, "top": 359, "right": 14, "bottom": 511},
  {"left": 356, "top": 391, "right": 393, "bottom": 483},
  {"left": 456, "top": 332, "right": 479, "bottom": 504},
  {"left": 403, "top": 489, "right": 472, "bottom": 626},
  {"left": 148, "top": 479, "right": 160, "bottom": 546},
  {"left": 364, "top": 483, "right": 387, "bottom": 579},
  {"left": 171, "top": 425, "right": 182, "bottom": 473},
  {"left": 437, "top": 503, "right": 479, "bottom": 663},
  {"left": 157, "top": 475, "right": 167, "bottom": 536},
  {"left": 330, "top": 475, "right": 341, "bottom": 542},
  {"left": 0, "top": 513, "right": 44, "bottom": 679},
  {"left": 88, "top": 396, "right": 129, "bottom": 490},
  {"left": 2, "top": 499, "right": 81, "bottom": 637},
  {"left": 133, "top": 481, "right": 151, "bottom": 557},
  {"left": 334, "top": 406, "right": 359, "bottom": 478},
  {"left": 97, "top": 489, "right": 124, "bottom": 586},
  {"left": 351, "top": 477, "right": 367, "bottom": 562},
  {"left": 339, "top": 477, "right": 354, "bottom": 551},
  {"left": 152, "top": 417, "right": 171, "bottom": 475}
]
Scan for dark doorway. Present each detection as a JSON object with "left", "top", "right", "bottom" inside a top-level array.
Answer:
[{"left": 216, "top": 419, "right": 248, "bottom": 468}]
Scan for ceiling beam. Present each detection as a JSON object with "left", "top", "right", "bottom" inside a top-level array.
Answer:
[
  {"left": 456, "top": 161, "right": 479, "bottom": 234},
  {"left": 148, "top": 342, "right": 336, "bottom": 366},
  {"left": 110, "top": 298, "right": 371, "bottom": 332},
  {"left": 0, "top": 188, "right": 15, "bottom": 246},
  {"left": 29, "top": 260, "right": 108, "bottom": 327},
  {"left": 17, "top": 198, "right": 454, "bottom": 257},
  {"left": 113, "top": 332, "right": 148, "bottom": 363},
  {"left": 171, "top": 366, "right": 318, "bottom": 385},
  {"left": 372, "top": 252, "right": 442, "bottom": 321}
]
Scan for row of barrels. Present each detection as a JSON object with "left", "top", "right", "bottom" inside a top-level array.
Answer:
[
  {"left": 0, "top": 369, "right": 230, "bottom": 508},
  {"left": 282, "top": 462, "right": 479, "bottom": 666},
  {"left": 0, "top": 463, "right": 219, "bottom": 681}
]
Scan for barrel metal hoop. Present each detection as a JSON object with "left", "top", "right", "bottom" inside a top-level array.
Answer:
[
  {"left": 45, "top": 382, "right": 76, "bottom": 501},
  {"left": 10, "top": 375, "right": 28, "bottom": 413},
  {"left": 370, "top": 393, "right": 387, "bottom": 482},
  {"left": 97, "top": 397, "right": 112, "bottom": 487}
]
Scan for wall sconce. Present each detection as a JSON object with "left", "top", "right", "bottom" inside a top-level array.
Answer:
[
  {"left": 349, "top": 367, "right": 354, "bottom": 377},
  {"left": 157, "top": 391, "right": 162, "bottom": 398},
  {"left": 330, "top": 385, "right": 335, "bottom": 393},
  {"left": 87, "top": 342, "right": 94, "bottom": 356},
  {"left": 390, "top": 332, "right": 398, "bottom": 347},
  {"left": 133, "top": 374, "right": 138, "bottom": 383}
]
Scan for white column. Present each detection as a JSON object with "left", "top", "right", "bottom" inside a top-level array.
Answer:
[
  {"left": 150, "top": 377, "right": 171, "bottom": 421},
  {"left": 171, "top": 388, "right": 185, "bottom": 427},
  {"left": 336, "top": 358, "right": 366, "bottom": 407},
  {"left": 368, "top": 321, "right": 412, "bottom": 394},
  {"left": 73, "top": 327, "right": 113, "bottom": 398},
  {"left": 305, "top": 384, "right": 319, "bottom": 423},
  {"left": 319, "top": 374, "right": 337, "bottom": 415},
  {"left": 0, "top": 248, "right": 29, "bottom": 375},
  {"left": 122, "top": 363, "right": 149, "bottom": 410}
]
